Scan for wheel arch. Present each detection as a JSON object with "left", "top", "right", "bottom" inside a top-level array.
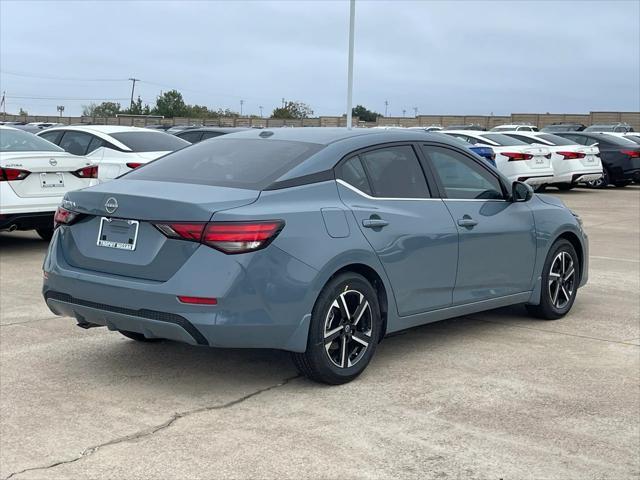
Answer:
[
  {"left": 554, "top": 230, "right": 585, "bottom": 283},
  {"left": 323, "top": 263, "right": 391, "bottom": 342}
]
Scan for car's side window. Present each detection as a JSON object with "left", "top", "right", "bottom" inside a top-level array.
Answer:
[
  {"left": 59, "top": 131, "right": 92, "bottom": 155},
  {"left": 422, "top": 145, "right": 504, "bottom": 200},
  {"left": 179, "top": 131, "right": 204, "bottom": 143},
  {"left": 39, "top": 131, "right": 62, "bottom": 145},
  {"left": 359, "top": 146, "right": 430, "bottom": 198},
  {"left": 337, "top": 156, "right": 373, "bottom": 195},
  {"left": 86, "top": 136, "right": 105, "bottom": 154},
  {"left": 201, "top": 132, "right": 223, "bottom": 141}
]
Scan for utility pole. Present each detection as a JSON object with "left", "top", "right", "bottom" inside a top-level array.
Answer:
[
  {"left": 128, "top": 77, "right": 140, "bottom": 109},
  {"left": 384, "top": 100, "right": 388, "bottom": 117},
  {"left": 413, "top": 107, "right": 418, "bottom": 117},
  {"left": 402, "top": 109, "right": 406, "bottom": 117},
  {"left": 259, "top": 106, "right": 264, "bottom": 118},
  {"left": 281, "top": 97, "right": 285, "bottom": 108},
  {"left": 56, "top": 105, "right": 65, "bottom": 118},
  {"left": 345, "top": 0, "right": 356, "bottom": 129},
  {"left": 240, "top": 99, "right": 244, "bottom": 116}
]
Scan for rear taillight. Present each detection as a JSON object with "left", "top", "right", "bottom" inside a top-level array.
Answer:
[
  {"left": 558, "top": 151, "right": 586, "bottom": 160},
  {"left": 126, "top": 162, "right": 143, "bottom": 169},
  {"left": 621, "top": 149, "right": 640, "bottom": 158},
  {"left": 0, "top": 167, "right": 30, "bottom": 181},
  {"left": 502, "top": 152, "right": 533, "bottom": 161},
  {"left": 53, "top": 206, "right": 80, "bottom": 228},
  {"left": 154, "top": 220, "right": 284, "bottom": 254},
  {"left": 72, "top": 165, "right": 98, "bottom": 178}
]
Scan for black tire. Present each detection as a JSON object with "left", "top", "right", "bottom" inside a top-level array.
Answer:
[
  {"left": 587, "top": 168, "right": 609, "bottom": 189},
  {"left": 292, "top": 272, "right": 381, "bottom": 385},
  {"left": 119, "top": 330, "right": 162, "bottom": 342},
  {"left": 526, "top": 239, "right": 580, "bottom": 320},
  {"left": 556, "top": 183, "right": 574, "bottom": 191},
  {"left": 36, "top": 227, "right": 54, "bottom": 241},
  {"left": 614, "top": 181, "right": 630, "bottom": 188}
]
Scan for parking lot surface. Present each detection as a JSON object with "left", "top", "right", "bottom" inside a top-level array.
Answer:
[{"left": 1, "top": 186, "right": 638, "bottom": 480}]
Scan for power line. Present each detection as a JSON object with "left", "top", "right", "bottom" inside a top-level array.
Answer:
[{"left": 0, "top": 70, "right": 129, "bottom": 82}]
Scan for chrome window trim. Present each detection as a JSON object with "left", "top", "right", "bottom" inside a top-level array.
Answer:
[
  {"left": 336, "top": 179, "right": 508, "bottom": 203},
  {"left": 336, "top": 179, "right": 440, "bottom": 201}
]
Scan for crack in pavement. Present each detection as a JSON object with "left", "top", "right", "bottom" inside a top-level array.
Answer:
[
  {"left": 2, "top": 374, "right": 300, "bottom": 480},
  {"left": 0, "top": 316, "right": 62, "bottom": 327}
]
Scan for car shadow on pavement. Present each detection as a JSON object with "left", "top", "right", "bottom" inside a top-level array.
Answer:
[{"left": 0, "top": 231, "right": 49, "bottom": 253}]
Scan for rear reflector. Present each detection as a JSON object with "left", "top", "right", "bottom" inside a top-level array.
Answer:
[
  {"left": 557, "top": 151, "right": 586, "bottom": 160},
  {"left": 621, "top": 150, "right": 640, "bottom": 158},
  {"left": 72, "top": 165, "right": 99, "bottom": 178},
  {"left": 53, "top": 206, "right": 79, "bottom": 228},
  {"left": 502, "top": 152, "right": 533, "bottom": 161},
  {"left": 177, "top": 296, "right": 217, "bottom": 305},
  {"left": 154, "top": 220, "right": 284, "bottom": 254},
  {"left": 126, "top": 162, "right": 143, "bottom": 169},
  {"left": 0, "top": 167, "right": 30, "bottom": 181}
]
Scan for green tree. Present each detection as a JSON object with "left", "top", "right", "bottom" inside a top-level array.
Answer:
[
  {"left": 124, "top": 96, "right": 151, "bottom": 116},
  {"left": 271, "top": 101, "right": 313, "bottom": 119},
  {"left": 84, "top": 101, "right": 121, "bottom": 117},
  {"left": 352, "top": 105, "right": 381, "bottom": 122},
  {"left": 153, "top": 89, "right": 187, "bottom": 118}
]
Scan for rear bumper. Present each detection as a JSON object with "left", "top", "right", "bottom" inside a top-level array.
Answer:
[
  {"left": 516, "top": 175, "right": 554, "bottom": 186},
  {"left": 0, "top": 212, "right": 53, "bottom": 231},
  {"left": 42, "top": 229, "right": 319, "bottom": 352},
  {"left": 550, "top": 171, "right": 603, "bottom": 184}
]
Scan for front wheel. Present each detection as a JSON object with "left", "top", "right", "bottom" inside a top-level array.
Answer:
[
  {"left": 526, "top": 239, "right": 580, "bottom": 320},
  {"left": 292, "top": 272, "right": 381, "bottom": 385}
]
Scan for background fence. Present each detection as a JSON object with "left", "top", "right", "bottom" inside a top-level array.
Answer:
[{"left": 2, "top": 111, "right": 639, "bottom": 131}]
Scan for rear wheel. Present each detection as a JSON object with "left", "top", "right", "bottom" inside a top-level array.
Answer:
[
  {"left": 556, "top": 183, "right": 574, "bottom": 191},
  {"left": 526, "top": 239, "right": 579, "bottom": 320},
  {"left": 119, "top": 330, "right": 162, "bottom": 342},
  {"left": 292, "top": 273, "right": 381, "bottom": 385},
  {"left": 614, "top": 181, "right": 630, "bottom": 188},
  {"left": 36, "top": 227, "right": 54, "bottom": 241},
  {"left": 587, "top": 168, "right": 609, "bottom": 188}
]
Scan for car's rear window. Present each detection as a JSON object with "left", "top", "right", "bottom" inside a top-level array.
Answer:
[
  {"left": 481, "top": 133, "right": 529, "bottom": 146},
  {"left": 537, "top": 134, "right": 578, "bottom": 146},
  {"left": 110, "top": 132, "right": 189, "bottom": 152},
  {"left": 125, "top": 138, "right": 323, "bottom": 190},
  {"left": 0, "top": 128, "right": 64, "bottom": 152}
]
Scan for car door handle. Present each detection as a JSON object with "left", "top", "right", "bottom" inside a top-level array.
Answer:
[
  {"left": 457, "top": 217, "right": 478, "bottom": 227},
  {"left": 362, "top": 218, "right": 389, "bottom": 228}
]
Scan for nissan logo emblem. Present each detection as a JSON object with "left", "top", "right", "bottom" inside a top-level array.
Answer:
[
  {"left": 104, "top": 197, "right": 118, "bottom": 214},
  {"left": 49, "top": 158, "right": 57, "bottom": 166}
]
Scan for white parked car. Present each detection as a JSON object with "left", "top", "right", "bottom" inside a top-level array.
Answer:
[
  {"left": 37, "top": 125, "right": 189, "bottom": 182},
  {"left": 441, "top": 131, "right": 554, "bottom": 187},
  {"left": 502, "top": 131, "right": 603, "bottom": 190},
  {"left": 0, "top": 126, "right": 97, "bottom": 239},
  {"left": 491, "top": 124, "right": 539, "bottom": 132}
]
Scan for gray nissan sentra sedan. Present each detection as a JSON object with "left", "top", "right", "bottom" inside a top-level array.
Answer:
[{"left": 43, "top": 128, "right": 588, "bottom": 384}]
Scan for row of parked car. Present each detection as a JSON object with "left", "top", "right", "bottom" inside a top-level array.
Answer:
[{"left": 1, "top": 122, "right": 639, "bottom": 238}]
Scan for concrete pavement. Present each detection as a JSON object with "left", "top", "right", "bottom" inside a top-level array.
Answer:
[{"left": 1, "top": 186, "right": 638, "bottom": 479}]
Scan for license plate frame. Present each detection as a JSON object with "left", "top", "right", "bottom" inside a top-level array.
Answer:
[
  {"left": 96, "top": 217, "right": 139, "bottom": 251},
  {"left": 40, "top": 172, "right": 65, "bottom": 189}
]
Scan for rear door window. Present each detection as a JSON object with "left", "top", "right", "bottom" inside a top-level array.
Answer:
[
  {"left": 39, "top": 130, "right": 63, "bottom": 145},
  {"left": 337, "top": 156, "right": 373, "bottom": 195},
  {"left": 126, "top": 138, "right": 324, "bottom": 190},
  {"left": 358, "top": 145, "right": 430, "bottom": 198},
  {"left": 59, "top": 131, "right": 93, "bottom": 155}
]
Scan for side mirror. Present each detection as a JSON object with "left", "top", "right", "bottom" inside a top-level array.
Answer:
[{"left": 512, "top": 181, "right": 533, "bottom": 202}]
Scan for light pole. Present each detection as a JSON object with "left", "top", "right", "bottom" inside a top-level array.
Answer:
[
  {"left": 345, "top": 0, "right": 355, "bottom": 129},
  {"left": 128, "top": 77, "right": 139, "bottom": 110},
  {"left": 259, "top": 106, "right": 263, "bottom": 118},
  {"left": 402, "top": 109, "right": 406, "bottom": 117},
  {"left": 384, "top": 100, "right": 388, "bottom": 117},
  {"left": 240, "top": 99, "right": 244, "bottom": 116},
  {"left": 57, "top": 105, "right": 65, "bottom": 118},
  {"left": 413, "top": 107, "right": 418, "bottom": 117}
]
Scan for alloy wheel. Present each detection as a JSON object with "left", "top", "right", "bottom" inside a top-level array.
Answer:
[
  {"left": 323, "top": 289, "right": 372, "bottom": 368},
  {"left": 547, "top": 251, "right": 576, "bottom": 309}
]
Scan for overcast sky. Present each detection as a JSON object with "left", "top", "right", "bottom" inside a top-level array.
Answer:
[{"left": 1, "top": 0, "right": 638, "bottom": 117}]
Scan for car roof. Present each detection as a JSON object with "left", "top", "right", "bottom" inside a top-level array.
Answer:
[
  {"left": 178, "top": 127, "right": 251, "bottom": 134},
  {"left": 226, "top": 127, "right": 452, "bottom": 145},
  {"left": 43, "top": 125, "right": 154, "bottom": 135}
]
